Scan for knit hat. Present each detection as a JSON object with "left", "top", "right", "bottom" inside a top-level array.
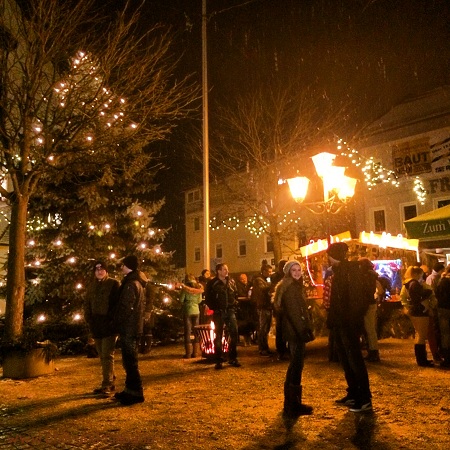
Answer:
[
  {"left": 283, "top": 260, "right": 301, "bottom": 275},
  {"left": 93, "top": 261, "right": 107, "bottom": 272},
  {"left": 122, "top": 255, "right": 139, "bottom": 271},
  {"left": 327, "top": 242, "right": 349, "bottom": 262}
]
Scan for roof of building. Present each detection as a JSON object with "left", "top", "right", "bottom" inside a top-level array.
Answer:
[{"left": 360, "top": 86, "right": 450, "bottom": 146}]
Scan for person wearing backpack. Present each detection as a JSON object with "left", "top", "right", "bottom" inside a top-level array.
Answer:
[{"left": 326, "top": 242, "right": 373, "bottom": 413}]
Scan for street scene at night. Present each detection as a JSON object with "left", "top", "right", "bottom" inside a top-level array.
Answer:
[
  {"left": 1, "top": 336, "right": 450, "bottom": 449},
  {"left": 1, "top": 0, "right": 450, "bottom": 449}
]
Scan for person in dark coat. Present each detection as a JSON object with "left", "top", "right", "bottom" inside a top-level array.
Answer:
[
  {"left": 359, "top": 258, "right": 381, "bottom": 362},
  {"left": 252, "top": 264, "right": 274, "bottom": 356},
  {"left": 235, "top": 273, "right": 256, "bottom": 347},
  {"left": 327, "top": 242, "right": 373, "bottom": 413},
  {"left": 404, "top": 266, "right": 434, "bottom": 367},
  {"left": 273, "top": 260, "right": 313, "bottom": 417},
  {"left": 271, "top": 259, "right": 289, "bottom": 360},
  {"left": 205, "top": 263, "right": 241, "bottom": 369},
  {"left": 113, "top": 255, "right": 146, "bottom": 405},
  {"left": 84, "top": 261, "right": 120, "bottom": 394},
  {"left": 435, "top": 265, "right": 450, "bottom": 367}
]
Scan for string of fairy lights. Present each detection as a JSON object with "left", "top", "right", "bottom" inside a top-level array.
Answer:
[
  {"left": 210, "top": 211, "right": 302, "bottom": 237},
  {"left": 208, "top": 138, "right": 430, "bottom": 234},
  {"left": 413, "top": 177, "right": 427, "bottom": 205},
  {"left": 337, "top": 138, "right": 400, "bottom": 189},
  {"left": 338, "top": 138, "right": 428, "bottom": 205},
  {"left": 0, "top": 50, "right": 164, "bottom": 293}
]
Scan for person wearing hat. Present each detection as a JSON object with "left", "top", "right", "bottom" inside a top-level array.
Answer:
[
  {"left": 84, "top": 261, "right": 120, "bottom": 395},
  {"left": 273, "top": 259, "right": 313, "bottom": 417},
  {"left": 112, "top": 255, "right": 147, "bottom": 405},
  {"left": 326, "top": 242, "right": 374, "bottom": 413}
]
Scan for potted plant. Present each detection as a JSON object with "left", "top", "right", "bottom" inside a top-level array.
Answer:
[{"left": 0, "top": 322, "right": 58, "bottom": 379}]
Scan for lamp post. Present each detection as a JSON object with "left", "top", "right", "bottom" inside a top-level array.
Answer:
[
  {"left": 287, "top": 152, "right": 357, "bottom": 240},
  {"left": 202, "top": 0, "right": 210, "bottom": 271}
]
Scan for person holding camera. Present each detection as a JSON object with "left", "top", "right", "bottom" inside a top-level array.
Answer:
[{"left": 180, "top": 274, "right": 204, "bottom": 358}]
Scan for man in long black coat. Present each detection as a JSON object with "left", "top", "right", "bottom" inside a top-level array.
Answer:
[{"left": 327, "top": 242, "right": 374, "bottom": 413}]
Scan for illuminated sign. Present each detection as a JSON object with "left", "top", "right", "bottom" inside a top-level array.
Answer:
[
  {"left": 299, "top": 231, "right": 352, "bottom": 257},
  {"left": 359, "top": 231, "right": 419, "bottom": 255}
]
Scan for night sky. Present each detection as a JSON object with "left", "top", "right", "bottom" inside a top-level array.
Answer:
[{"left": 138, "top": 0, "right": 450, "bottom": 266}]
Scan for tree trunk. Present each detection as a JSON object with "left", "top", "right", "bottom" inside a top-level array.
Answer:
[
  {"left": 270, "top": 228, "right": 283, "bottom": 267},
  {"left": 5, "top": 195, "right": 29, "bottom": 340}
]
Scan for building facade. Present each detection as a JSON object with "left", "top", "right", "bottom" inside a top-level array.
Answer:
[
  {"left": 185, "top": 86, "right": 450, "bottom": 276},
  {"left": 184, "top": 185, "right": 298, "bottom": 278},
  {"left": 356, "top": 86, "right": 450, "bottom": 253}
]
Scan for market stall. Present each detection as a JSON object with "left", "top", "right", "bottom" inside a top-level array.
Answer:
[
  {"left": 404, "top": 205, "right": 450, "bottom": 266},
  {"left": 296, "top": 231, "right": 419, "bottom": 339}
]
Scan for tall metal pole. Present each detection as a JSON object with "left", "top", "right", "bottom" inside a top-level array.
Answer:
[{"left": 202, "top": 0, "right": 210, "bottom": 271}]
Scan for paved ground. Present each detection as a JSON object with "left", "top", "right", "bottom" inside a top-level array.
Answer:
[{"left": 1, "top": 336, "right": 450, "bottom": 449}]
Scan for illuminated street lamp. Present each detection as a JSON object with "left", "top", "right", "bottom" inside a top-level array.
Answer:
[{"left": 287, "top": 152, "right": 357, "bottom": 215}]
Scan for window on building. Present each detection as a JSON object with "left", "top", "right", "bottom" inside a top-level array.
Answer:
[
  {"left": 400, "top": 203, "right": 417, "bottom": 224},
  {"left": 238, "top": 239, "right": 246, "bottom": 257},
  {"left": 194, "top": 247, "right": 201, "bottom": 262},
  {"left": 400, "top": 203, "right": 417, "bottom": 233},
  {"left": 402, "top": 204, "right": 417, "bottom": 221},
  {"left": 373, "top": 209, "right": 386, "bottom": 233},
  {"left": 187, "top": 189, "right": 201, "bottom": 204},
  {"left": 193, "top": 217, "right": 200, "bottom": 231},
  {"left": 265, "top": 235, "right": 274, "bottom": 253},
  {"left": 436, "top": 198, "right": 450, "bottom": 208},
  {"left": 215, "top": 243, "right": 223, "bottom": 259}
]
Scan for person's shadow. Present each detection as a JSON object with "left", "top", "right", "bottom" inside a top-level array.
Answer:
[
  {"left": 241, "top": 409, "right": 394, "bottom": 450},
  {"left": 350, "top": 411, "right": 377, "bottom": 449}
]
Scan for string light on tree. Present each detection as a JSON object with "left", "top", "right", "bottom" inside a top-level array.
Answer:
[
  {"left": 414, "top": 177, "right": 427, "bottom": 205},
  {"left": 209, "top": 216, "right": 240, "bottom": 230},
  {"left": 337, "top": 138, "right": 400, "bottom": 189},
  {"left": 277, "top": 210, "right": 301, "bottom": 227},
  {"left": 244, "top": 214, "right": 270, "bottom": 237}
]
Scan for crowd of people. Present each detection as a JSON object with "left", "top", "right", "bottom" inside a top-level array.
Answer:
[
  {"left": 82, "top": 248, "right": 450, "bottom": 417},
  {"left": 400, "top": 261, "right": 450, "bottom": 368}
]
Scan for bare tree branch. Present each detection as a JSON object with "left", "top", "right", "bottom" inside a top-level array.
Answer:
[{"left": 196, "top": 80, "right": 351, "bottom": 262}]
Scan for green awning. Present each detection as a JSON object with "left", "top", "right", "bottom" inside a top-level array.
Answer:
[{"left": 404, "top": 205, "right": 450, "bottom": 240}]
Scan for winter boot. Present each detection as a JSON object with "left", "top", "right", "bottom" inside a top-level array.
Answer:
[
  {"left": 283, "top": 384, "right": 313, "bottom": 417},
  {"left": 191, "top": 343, "right": 201, "bottom": 358},
  {"left": 414, "top": 344, "right": 433, "bottom": 367},
  {"left": 183, "top": 343, "right": 192, "bottom": 359},
  {"left": 365, "top": 350, "right": 380, "bottom": 362}
]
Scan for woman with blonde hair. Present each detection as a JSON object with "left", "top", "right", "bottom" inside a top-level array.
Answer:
[
  {"left": 180, "top": 274, "right": 204, "bottom": 358},
  {"left": 273, "top": 260, "right": 313, "bottom": 417}
]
